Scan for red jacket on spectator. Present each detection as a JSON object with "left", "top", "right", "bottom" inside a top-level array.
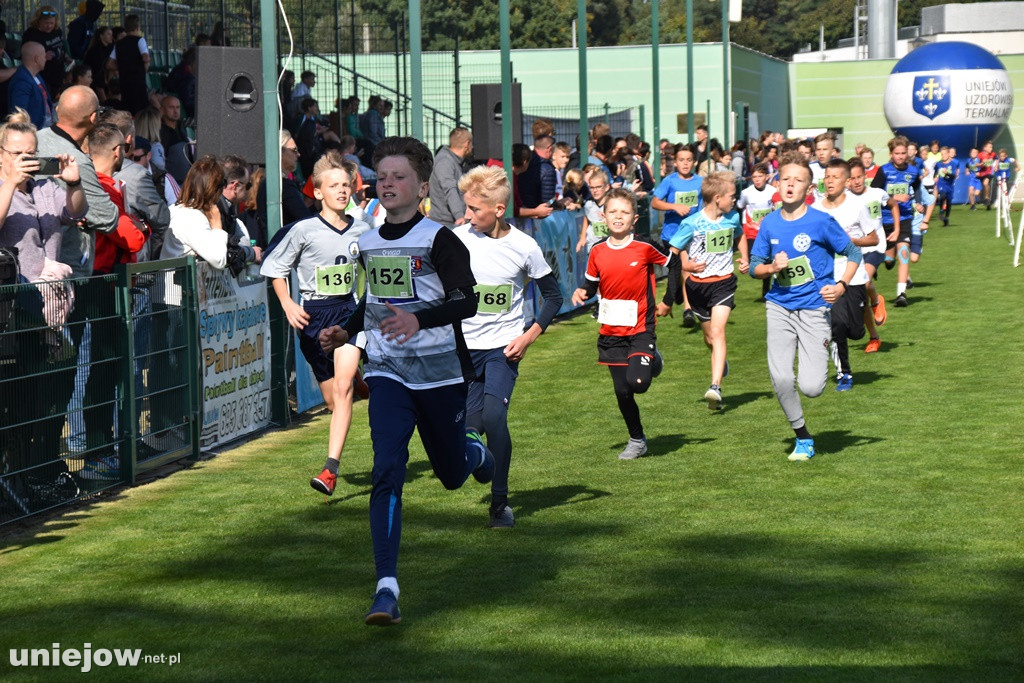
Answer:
[{"left": 94, "top": 172, "right": 148, "bottom": 274}]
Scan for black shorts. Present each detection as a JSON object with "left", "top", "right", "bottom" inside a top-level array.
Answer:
[
  {"left": 299, "top": 297, "right": 358, "bottom": 382},
  {"left": 885, "top": 218, "right": 913, "bottom": 244},
  {"left": 863, "top": 251, "right": 886, "bottom": 269},
  {"left": 684, "top": 275, "right": 737, "bottom": 322},
  {"left": 831, "top": 283, "right": 866, "bottom": 340},
  {"left": 598, "top": 331, "right": 657, "bottom": 366}
]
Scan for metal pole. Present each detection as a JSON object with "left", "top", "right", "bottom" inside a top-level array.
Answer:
[
  {"left": 500, "top": 0, "right": 513, "bottom": 215},
  {"left": 652, "top": 0, "right": 661, "bottom": 183},
  {"left": 261, "top": 0, "right": 282, "bottom": 239},
  {"left": 250, "top": 0, "right": 256, "bottom": 47},
  {"left": 300, "top": 0, "right": 306, "bottom": 72},
  {"left": 409, "top": 0, "right": 423, "bottom": 140},
  {"left": 351, "top": 0, "right": 358, "bottom": 97},
  {"left": 454, "top": 34, "right": 461, "bottom": 126},
  {"left": 722, "top": 0, "right": 730, "bottom": 149},
  {"left": 639, "top": 104, "right": 645, "bottom": 142},
  {"left": 163, "top": 0, "right": 171, "bottom": 65},
  {"left": 706, "top": 98, "right": 711, "bottom": 148},
  {"left": 577, "top": 0, "right": 588, "bottom": 165},
  {"left": 686, "top": 0, "right": 694, "bottom": 140},
  {"left": 394, "top": 24, "right": 402, "bottom": 134},
  {"left": 402, "top": 19, "right": 409, "bottom": 136},
  {"left": 335, "top": 0, "right": 342, "bottom": 115},
  {"left": 220, "top": 0, "right": 226, "bottom": 44},
  {"left": 261, "top": 0, "right": 286, "bottom": 427}
]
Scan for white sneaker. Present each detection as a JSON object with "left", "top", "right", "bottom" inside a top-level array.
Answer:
[
  {"left": 704, "top": 385, "right": 722, "bottom": 410},
  {"left": 617, "top": 438, "right": 648, "bottom": 460}
]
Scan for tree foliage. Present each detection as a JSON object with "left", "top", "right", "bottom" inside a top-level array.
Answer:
[{"left": 339, "top": 0, "right": 995, "bottom": 59}]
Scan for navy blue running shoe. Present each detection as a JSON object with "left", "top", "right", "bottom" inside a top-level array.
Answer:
[{"left": 365, "top": 588, "right": 401, "bottom": 626}]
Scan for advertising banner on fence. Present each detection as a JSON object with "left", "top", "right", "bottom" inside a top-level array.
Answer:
[
  {"left": 195, "top": 263, "right": 272, "bottom": 449},
  {"left": 519, "top": 211, "right": 590, "bottom": 320}
]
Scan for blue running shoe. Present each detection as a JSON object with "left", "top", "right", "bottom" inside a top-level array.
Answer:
[
  {"left": 836, "top": 374, "right": 853, "bottom": 392},
  {"left": 466, "top": 430, "right": 495, "bottom": 484},
  {"left": 787, "top": 438, "right": 816, "bottom": 462},
  {"left": 365, "top": 588, "right": 401, "bottom": 626},
  {"left": 723, "top": 359, "right": 730, "bottom": 378}
]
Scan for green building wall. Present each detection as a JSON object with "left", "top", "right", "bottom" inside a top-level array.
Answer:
[{"left": 322, "top": 43, "right": 1017, "bottom": 156}]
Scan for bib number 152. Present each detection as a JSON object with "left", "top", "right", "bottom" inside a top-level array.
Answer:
[{"left": 366, "top": 255, "right": 414, "bottom": 299}]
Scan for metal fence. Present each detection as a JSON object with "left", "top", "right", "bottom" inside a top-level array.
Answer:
[
  {"left": 523, "top": 105, "right": 643, "bottom": 146},
  {"left": 0, "top": 258, "right": 201, "bottom": 526}
]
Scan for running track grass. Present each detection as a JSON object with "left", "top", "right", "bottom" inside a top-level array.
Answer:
[{"left": 2, "top": 208, "right": 1023, "bottom": 681}]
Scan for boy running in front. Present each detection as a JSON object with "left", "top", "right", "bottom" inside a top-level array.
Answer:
[
  {"left": 660, "top": 171, "right": 749, "bottom": 409},
  {"left": 454, "top": 166, "right": 562, "bottom": 528},
  {"left": 572, "top": 189, "right": 673, "bottom": 460},
  {"left": 318, "top": 137, "right": 494, "bottom": 626},
  {"left": 812, "top": 159, "right": 878, "bottom": 391},
  {"left": 259, "top": 152, "right": 370, "bottom": 495},
  {"left": 750, "top": 154, "right": 861, "bottom": 461}
]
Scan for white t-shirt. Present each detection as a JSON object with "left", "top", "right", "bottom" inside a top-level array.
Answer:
[
  {"left": 736, "top": 183, "right": 776, "bottom": 234},
  {"left": 453, "top": 224, "right": 552, "bottom": 350},
  {"left": 922, "top": 157, "right": 937, "bottom": 188},
  {"left": 810, "top": 160, "right": 828, "bottom": 200},
  {"left": 812, "top": 195, "right": 873, "bottom": 286},
  {"left": 583, "top": 200, "right": 607, "bottom": 247},
  {"left": 847, "top": 187, "right": 889, "bottom": 254}
]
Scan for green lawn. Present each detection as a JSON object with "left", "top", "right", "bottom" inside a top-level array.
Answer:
[{"left": 2, "top": 208, "right": 1023, "bottom": 681}]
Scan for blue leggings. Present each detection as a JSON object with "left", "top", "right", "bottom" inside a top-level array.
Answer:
[{"left": 366, "top": 377, "right": 479, "bottom": 580}]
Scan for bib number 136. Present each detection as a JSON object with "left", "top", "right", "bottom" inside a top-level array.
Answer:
[{"left": 366, "top": 254, "right": 414, "bottom": 299}]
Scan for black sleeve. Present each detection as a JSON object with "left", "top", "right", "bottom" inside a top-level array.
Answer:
[
  {"left": 580, "top": 278, "right": 599, "bottom": 299},
  {"left": 662, "top": 251, "right": 681, "bottom": 307},
  {"left": 533, "top": 272, "right": 563, "bottom": 331},
  {"left": 281, "top": 179, "right": 314, "bottom": 224},
  {"left": 342, "top": 298, "right": 366, "bottom": 338},
  {"left": 415, "top": 286, "right": 477, "bottom": 330},
  {"left": 871, "top": 171, "right": 887, "bottom": 191},
  {"left": 413, "top": 229, "right": 478, "bottom": 330}
]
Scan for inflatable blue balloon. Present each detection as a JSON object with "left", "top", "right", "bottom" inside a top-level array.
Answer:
[{"left": 884, "top": 41, "right": 1012, "bottom": 153}]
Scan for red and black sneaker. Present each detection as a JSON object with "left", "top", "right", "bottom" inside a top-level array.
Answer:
[{"left": 310, "top": 468, "right": 337, "bottom": 496}]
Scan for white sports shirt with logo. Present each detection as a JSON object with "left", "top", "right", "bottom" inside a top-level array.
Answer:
[
  {"left": 812, "top": 194, "right": 874, "bottom": 286},
  {"left": 848, "top": 187, "right": 889, "bottom": 255},
  {"left": 454, "top": 224, "right": 553, "bottom": 350}
]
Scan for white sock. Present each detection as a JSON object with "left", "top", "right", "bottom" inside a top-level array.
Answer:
[
  {"left": 376, "top": 577, "right": 399, "bottom": 599},
  {"left": 897, "top": 282, "right": 907, "bottom": 296}
]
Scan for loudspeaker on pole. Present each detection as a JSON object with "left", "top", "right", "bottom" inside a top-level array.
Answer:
[{"left": 195, "top": 46, "right": 265, "bottom": 163}]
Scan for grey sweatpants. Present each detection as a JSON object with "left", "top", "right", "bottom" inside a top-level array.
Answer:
[{"left": 765, "top": 302, "right": 831, "bottom": 430}]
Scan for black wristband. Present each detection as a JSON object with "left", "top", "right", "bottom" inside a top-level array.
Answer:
[
  {"left": 839, "top": 280, "right": 848, "bottom": 289},
  {"left": 65, "top": 178, "right": 82, "bottom": 187}
]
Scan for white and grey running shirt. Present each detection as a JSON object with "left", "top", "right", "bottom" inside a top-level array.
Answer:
[{"left": 260, "top": 214, "right": 370, "bottom": 302}]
